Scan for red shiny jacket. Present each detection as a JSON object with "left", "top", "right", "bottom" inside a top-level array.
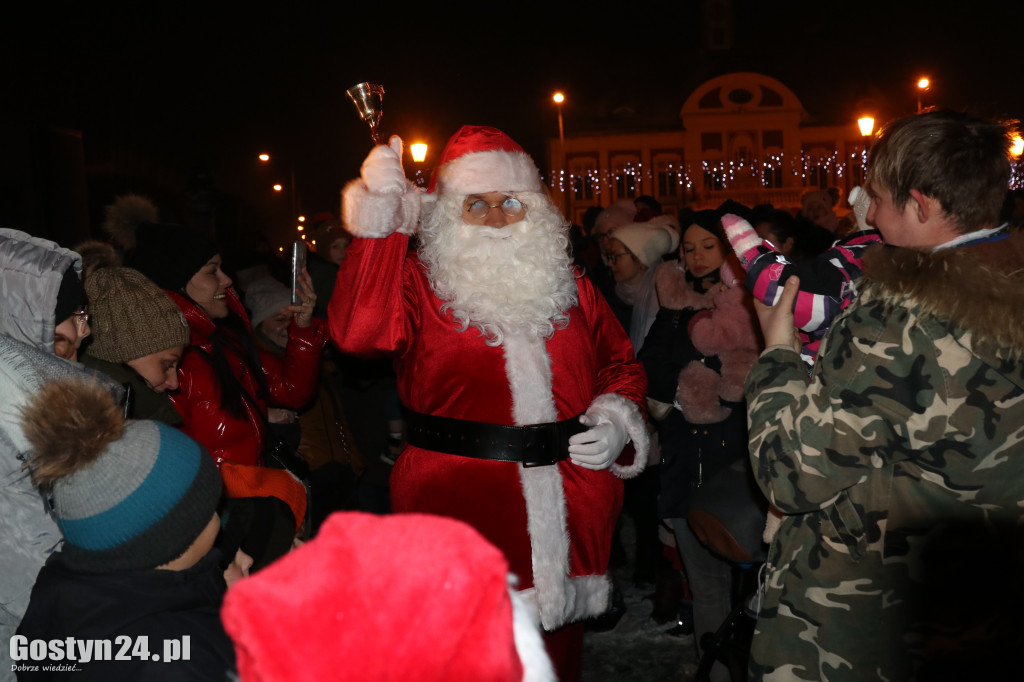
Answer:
[{"left": 168, "top": 289, "right": 327, "bottom": 468}]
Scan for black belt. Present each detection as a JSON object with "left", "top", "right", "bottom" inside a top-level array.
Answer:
[{"left": 403, "top": 407, "right": 586, "bottom": 467}]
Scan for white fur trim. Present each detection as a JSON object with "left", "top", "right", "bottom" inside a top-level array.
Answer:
[
  {"left": 341, "top": 178, "right": 420, "bottom": 238},
  {"left": 436, "top": 149, "right": 541, "bottom": 196},
  {"left": 502, "top": 332, "right": 557, "bottom": 423},
  {"left": 509, "top": 580, "right": 557, "bottom": 682},
  {"left": 587, "top": 393, "right": 649, "bottom": 480},
  {"left": 516, "top": 575, "right": 611, "bottom": 631}
]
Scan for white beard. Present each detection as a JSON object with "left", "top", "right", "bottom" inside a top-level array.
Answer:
[{"left": 418, "top": 193, "right": 579, "bottom": 346}]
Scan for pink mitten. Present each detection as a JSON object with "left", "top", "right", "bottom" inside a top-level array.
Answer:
[{"left": 721, "top": 213, "right": 765, "bottom": 268}]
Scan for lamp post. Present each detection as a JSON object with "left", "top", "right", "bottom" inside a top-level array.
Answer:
[
  {"left": 854, "top": 116, "right": 876, "bottom": 187},
  {"left": 409, "top": 142, "right": 429, "bottom": 188},
  {"left": 553, "top": 92, "right": 566, "bottom": 213},
  {"left": 916, "top": 77, "right": 930, "bottom": 113}
]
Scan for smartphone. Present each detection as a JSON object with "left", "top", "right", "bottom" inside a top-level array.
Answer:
[{"left": 291, "top": 240, "right": 308, "bottom": 305}]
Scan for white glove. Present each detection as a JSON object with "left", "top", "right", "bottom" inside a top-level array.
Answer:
[
  {"left": 567, "top": 408, "right": 630, "bottom": 470},
  {"left": 361, "top": 135, "right": 406, "bottom": 195},
  {"left": 848, "top": 186, "right": 871, "bottom": 231}
]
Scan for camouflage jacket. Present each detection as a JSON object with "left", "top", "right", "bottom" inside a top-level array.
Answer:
[{"left": 745, "top": 230, "right": 1024, "bottom": 681}]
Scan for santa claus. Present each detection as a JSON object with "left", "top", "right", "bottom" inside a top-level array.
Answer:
[{"left": 329, "top": 126, "right": 648, "bottom": 680}]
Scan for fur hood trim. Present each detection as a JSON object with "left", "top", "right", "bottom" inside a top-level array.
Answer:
[
  {"left": 654, "top": 261, "right": 715, "bottom": 311},
  {"left": 862, "top": 237, "right": 1024, "bottom": 358}
]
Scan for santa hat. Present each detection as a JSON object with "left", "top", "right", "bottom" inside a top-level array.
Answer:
[
  {"left": 221, "top": 512, "right": 555, "bottom": 682},
  {"left": 429, "top": 125, "right": 542, "bottom": 196},
  {"left": 609, "top": 215, "right": 680, "bottom": 267}
]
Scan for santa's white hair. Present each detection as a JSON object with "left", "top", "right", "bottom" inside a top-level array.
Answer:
[{"left": 418, "top": 192, "right": 579, "bottom": 346}]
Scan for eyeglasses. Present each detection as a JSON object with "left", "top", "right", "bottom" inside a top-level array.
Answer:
[
  {"left": 463, "top": 195, "right": 526, "bottom": 220},
  {"left": 602, "top": 251, "right": 633, "bottom": 266},
  {"left": 72, "top": 309, "right": 90, "bottom": 327}
]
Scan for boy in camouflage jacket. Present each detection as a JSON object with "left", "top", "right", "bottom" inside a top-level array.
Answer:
[{"left": 745, "top": 110, "right": 1024, "bottom": 681}]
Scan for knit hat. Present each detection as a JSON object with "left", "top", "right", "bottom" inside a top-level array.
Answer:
[
  {"left": 244, "top": 277, "right": 293, "bottom": 330},
  {"left": 20, "top": 378, "right": 222, "bottom": 573},
  {"left": 125, "top": 222, "right": 219, "bottom": 293},
  {"left": 84, "top": 267, "right": 190, "bottom": 363},
  {"left": 221, "top": 512, "right": 555, "bottom": 682},
  {"left": 593, "top": 199, "right": 637, "bottom": 236},
  {"left": 610, "top": 215, "right": 680, "bottom": 267},
  {"left": 429, "top": 125, "right": 542, "bottom": 196}
]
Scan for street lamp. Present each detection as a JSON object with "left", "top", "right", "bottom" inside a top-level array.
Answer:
[
  {"left": 553, "top": 92, "right": 565, "bottom": 154},
  {"left": 916, "top": 77, "right": 930, "bottom": 113},
  {"left": 409, "top": 142, "right": 429, "bottom": 187},
  {"left": 1011, "top": 134, "right": 1023, "bottom": 159},
  {"left": 259, "top": 152, "right": 299, "bottom": 219},
  {"left": 553, "top": 92, "right": 567, "bottom": 209},
  {"left": 857, "top": 117, "right": 875, "bottom": 138}
]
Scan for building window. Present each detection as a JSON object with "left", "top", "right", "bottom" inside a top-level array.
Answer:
[
  {"left": 657, "top": 170, "right": 679, "bottom": 197},
  {"left": 573, "top": 175, "right": 594, "bottom": 201},
  {"left": 568, "top": 157, "right": 598, "bottom": 202},
  {"left": 762, "top": 168, "right": 783, "bottom": 188},
  {"left": 703, "top": 170, "right": 725, "bottom": 192},
  {"left": 807, "top": 165, "right": 829, "bottom": 188},
  {"left": 615, "top": 173, "right": 637, "bottom": 198}
]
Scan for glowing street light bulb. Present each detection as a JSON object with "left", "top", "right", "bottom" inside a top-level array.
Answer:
[
  {"left": 258, "top": 153, "right": 270, "bottom": 162},
  {"left": 1011, "top": 134, "right": 1024, "bottom": 158},
  {"left": 553, "top": 92, "right": 565, "bottom": 104},
  {"left": 297, "top": 225, "right": 304, "bottom": 231},
  {"left": 857, "top": 117, "right": 875, "bottom": 137},
  {"left": 410, "top": 143, "right": 428, "bottom": 163},
  {"left": 298, "top": 215, "right": 306, "bottom": 222},
  {"left": 273, "top": 184, "right": 283, "bottom": 192},
  {"left": 917, "top": 77, "right": 930, "bottom": 90}
]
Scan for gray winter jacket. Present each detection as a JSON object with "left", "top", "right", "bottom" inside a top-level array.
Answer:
[{"left": 0, "top": 229, "right": 118, "bottom": 680}]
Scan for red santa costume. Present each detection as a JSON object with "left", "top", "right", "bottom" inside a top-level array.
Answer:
[{"left": 329, "top": 126, "right": 648, "bottom": 677}]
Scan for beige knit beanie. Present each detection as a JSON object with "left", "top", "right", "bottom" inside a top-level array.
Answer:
[
  {"left": 609, "top": 215, "right": 681, "bottom": 267},
  {"left": 84, "top": 267, "right": 190, "bottom": 362}
]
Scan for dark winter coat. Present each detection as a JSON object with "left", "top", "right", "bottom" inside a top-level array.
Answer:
[{"left": 16, "top": 549, "right": 235, "bottom": 681}]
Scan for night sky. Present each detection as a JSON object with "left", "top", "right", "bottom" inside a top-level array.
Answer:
[{"left": 4, "top": 1, "right": 1022, "bottom": 245}]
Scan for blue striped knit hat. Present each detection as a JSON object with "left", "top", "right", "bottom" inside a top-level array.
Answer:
[{"left": 20, "top": 378, "right": 222, "bottom": 573}]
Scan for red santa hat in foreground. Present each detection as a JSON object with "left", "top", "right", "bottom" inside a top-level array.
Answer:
[
  {"left": 428, "top": 125, "right": 543, "bottom": 196},
  {"left": 221, "top": 512, "right": 555, "bottom": 682}
]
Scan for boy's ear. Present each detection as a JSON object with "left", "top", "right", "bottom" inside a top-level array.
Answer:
[{"left": 908, "top": 189, "right": 940, "bottom": 223}]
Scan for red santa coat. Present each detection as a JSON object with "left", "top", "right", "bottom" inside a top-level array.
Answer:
[{"left": 329, "top": 232, "right": 648, "bottom": 629}]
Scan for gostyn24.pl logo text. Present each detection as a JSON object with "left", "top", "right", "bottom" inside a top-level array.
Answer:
[{"left": 10, "top": 635, "right": 191, "bottom": 668}]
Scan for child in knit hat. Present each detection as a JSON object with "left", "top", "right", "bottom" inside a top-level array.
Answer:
[
  {"left": 15, "top": 378, "right": 245, "bottom": 681},
  {"left": 81, "top": 267, "right": 191, "bottom": 423},
  {"left": 721, "top": 186, "right": 883, "bottom": 368}
]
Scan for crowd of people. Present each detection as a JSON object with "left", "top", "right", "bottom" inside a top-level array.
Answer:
[{"left": 0, "top": 108, "right": 1022, "bottom": 681}]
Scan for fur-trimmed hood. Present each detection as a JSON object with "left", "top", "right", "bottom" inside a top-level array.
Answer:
[{"left": 861, "top": 230, "right": 1024, "bottom": 362}]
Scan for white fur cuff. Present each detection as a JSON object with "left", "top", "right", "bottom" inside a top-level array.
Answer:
[
  {"left": 341, "top": 179, "right": 420, "bottom": 238},
  {"left": 588, "top": 393, "right": 648, "bottom": 480}
]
